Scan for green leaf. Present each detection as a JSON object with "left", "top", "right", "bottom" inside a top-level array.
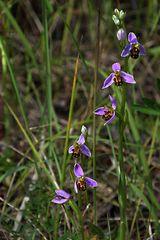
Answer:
[
  {"left": 130, "top": 183, "right": 151, "bottom": 210},
  {"left": 132, "top": 97, "right": 160, "bottom": 115},
  {"left": 142, "top": 97, "right": 158, "bottom": 107},
  {"left": 132, "top": 104, "right": 160, "bottom": 116}
]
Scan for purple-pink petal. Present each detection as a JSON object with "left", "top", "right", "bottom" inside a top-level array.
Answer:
[
  {"left": 80, "top": 144, "right": 91, "bottom": 157},
  {"left": 77, "top": 133, "right": 85, "bottom": 145},
  {"left": 55, "top": 190, "right": 70, "bottom": 199},
  {"left": 68, "top": 145, "right": 74, "bottom": 154},
  {"left": 74, "top": 163, "right": 84, "bottom": 177},
  {"left": 102, "top": 73, "right": 114, "bottom": 89},
  {"left": 104, "top": 111, "right": 116, "bottom": 125},
  {"left": 117, "top": 29, "right": 126, "bottom": 41},
  {"left": 128, "top": 32, "right": 138, "bottom": 43},
  {"left": 112, "top": 62, "right": 121, "bottom": 72},
  {"left": 52, "top": 189, "right": 70, "bottom": 204},
  {"left": 139, "top": 44, "right": 145, "bottom": 55},
  {"left": 85, "top": 177, "right": 97, "bottom": 188},
  {"left": 120, "top": 71, "right": 136, "bottom": 84},
  {"left": 109, "top": 95, "right": 116, "bottom": 110},
  {"left": 52, "top": 197, "right": 68, "bottom": 204},
  {"left": 121, "top": 44, "right": 131, "bottom": 57},
  {"left": 94, "top": 107, "right": 107, "bottom": 116}
]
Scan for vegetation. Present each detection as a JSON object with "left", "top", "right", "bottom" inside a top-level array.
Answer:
[{"left": 0, "top": 1, "right": 160, "bottom": 239}]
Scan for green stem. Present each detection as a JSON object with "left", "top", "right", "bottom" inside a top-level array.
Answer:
[
  {"left": 53, "top": 205, "right": 60, "bottom": 240},
  {"left": 42, "top": 0, "right": 52, "bottom": 159},
  {"left": 42, "top": 0, "right": 59, "bottom": 159},
  {"left": 0, "top": 37, "right": 28, "bottom": 130},
  {"left": 61, "top": 56, "right": 79, "bottom": 186},
  {"left": 118, "top": 83, "right": 127, "bottom": 240},
  {"left": 61, "top": 0, "right": 74, "bottom": 56},
  {"left": 78, "top": 193, "right": 85, "bottom": 240}
]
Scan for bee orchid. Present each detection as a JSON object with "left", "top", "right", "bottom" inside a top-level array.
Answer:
[
  {"left": 52, "top": 190, "right": 70, "bottom": 204},
  {"left": 74, "top": 163, "right": 97, "bottom": 193},
  {"left": 68, "top": 133, "right": 91, "bottom": 158},
  {"left": 121, "top": 32, "right": 145, "bottom": 59},
  {"left": 94, "top": 95, "right": 117, "bottom": 125},
  {"left": 102, "top": 62, "right": 136, "bottom": 89}
]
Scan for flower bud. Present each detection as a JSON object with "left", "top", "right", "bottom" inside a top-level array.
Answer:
[
  {"left": 113, "top": 9, "right": 125, "bottom": 25},
  {"left": 114, "top": 8, "right": 119, "bottom": 16},
  {"left": 116, "top": 28, "right": 126, "bottom": 40},
  {"left": 119, "top": 10, "right": 125, "bottom": 20},
  {"left": 81, "top": 125, "right": 87, "bottom": 135},
  {"left": 112, "top": 15, "right": 120, "bottom": 25}
]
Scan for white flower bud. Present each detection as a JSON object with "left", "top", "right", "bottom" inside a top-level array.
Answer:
[
  {"left": 81, "top": 125, "right": 87, "bottom": 135},
  {"left": 114, "top": 8, "right": 119, "bottom": 16},
  {"left": 112, "top": 15, "right": 120, "bottom": 25},
  {"left": 119, "top": 10, "right": 125, "bottom": 20}
]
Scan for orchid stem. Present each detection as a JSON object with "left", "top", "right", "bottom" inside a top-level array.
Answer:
[
  {"left": 118, "top": 83, "right": 127, "bottom": 240},
  {"left": 78, "top": 193, "right": 85, "bottom": 240}
]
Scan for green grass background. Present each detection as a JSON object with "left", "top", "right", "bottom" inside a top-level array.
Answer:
[{"left": 0, "top": 0, "right": 160, "bottom": 239}]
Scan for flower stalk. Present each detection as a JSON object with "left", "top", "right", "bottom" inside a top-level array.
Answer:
[
  {"left": 78, "top": 193, "right": 85, "bottom": 240},
  {"left": 118, "top": 83, "right": 127, "bottom": 239}
]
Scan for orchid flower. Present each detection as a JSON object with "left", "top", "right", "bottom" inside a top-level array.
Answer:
[
  {"left": 68, "top": 133, "right": 91, "bottom": 158},
  {"left": 52, "top": 190, "right": 70, "bottom": 204},
  {"left": 74, "top": 163, "right": 97, "bottom": 193},
  {"left": 102, "top": 62, "right": 136, "bottom": 89},
  {"left": 121, "top": 32, "right": 145, "bottom": 58},
  {"left": 94, "top": 95, "right": 116, "bottom": 125}
]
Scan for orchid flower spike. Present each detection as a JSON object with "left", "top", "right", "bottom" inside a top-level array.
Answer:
[
  {"left": 121, "top": 32, "right": 145, "bottom": 59},
  {"left": 94, "top": 95, "right": 116, "bottom": 125},
  {"left": 52, "top": 190, "right": 70, "bottom": 204},
  {"left": 74, "top": 163, "right": 97, "bottom": 193},
  {"left": 68, "top": 133, "right": 91, "bottom": 158},
  {"left": 102, "top": 62, "right": 136, "bottom": 89}
]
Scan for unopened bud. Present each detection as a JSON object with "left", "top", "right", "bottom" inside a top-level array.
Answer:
[
  {"left": 116, "top": 28, "right": 126, "bottom": 40},
  {"left": 119, "top": 10, "right": 125, "bottom": 20},
  {"left": 81, "top": 125, "right": 87, "bottom": 135},
  {"left": 112, "top": 15, "right": 120, "bottom": 25},
  {"left": 114, "top": 8, "right": 119, "bottom": 16}
]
